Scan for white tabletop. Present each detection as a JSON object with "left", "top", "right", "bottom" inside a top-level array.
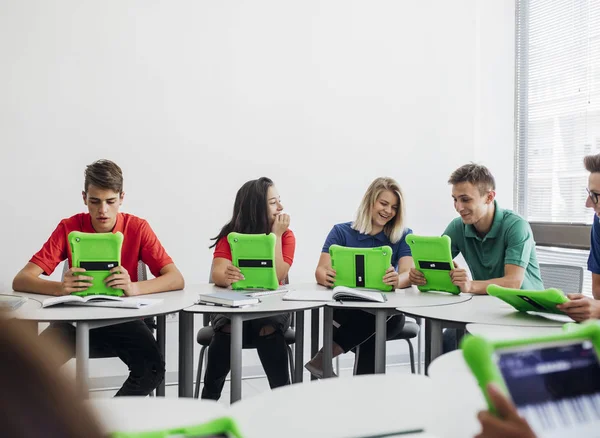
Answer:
[
  {"left": 230, "top": 374, "right": 446, "bottom": 438},
  {"left": 8, "top": 288, "right": 198, "bottom": 322},
  {"left": 466, "top": 323, "right": 564, "bottom": 340},
  {"left": 397, "top": 295, "right": 567, "bottom": 327},
  {"left": 184, "top": 283, "right": 325, "bottom": 314},
  {"left": 87, "top": 397, "right": 226, "bottom": 434},
  {"left": 428, "top": 350, "right": 486, "bottom": 438},
  {"left": 327, "top": 286, "right": 473, "bottom": 309}
]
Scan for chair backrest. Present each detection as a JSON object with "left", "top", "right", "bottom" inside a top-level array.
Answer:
[
  {"left": 62, "top": 260, "right": 148, "bottom": 281},
  {"left": 539, "top": 263, "right": 584, "bottom": 294}
]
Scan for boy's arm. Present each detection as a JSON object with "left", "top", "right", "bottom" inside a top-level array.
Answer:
[
  {"left": 128, "top": 263, "right": 185, "bottom": 296},
  {"left": 12, "top": 262, "right": 93, "bottom": 296},
  {"left": 451, "top": 263, "right": 525, "bottom": 295}
]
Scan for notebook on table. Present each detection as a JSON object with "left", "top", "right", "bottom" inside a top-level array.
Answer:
[
  {"left": 332, "top": 286, "right": 387, "bottom": 303},
  {"left": 68, "top": 231, "right": 124, "bottom": 297},
  {"left": 197, "top": 291, "right": 260, "bottom": 308},
  {"left": 462, "top": 323, "right": 600, "bottom": 438},
  {"left": 228, "top": 232, "right": 279, "bottom": 291},
  {"left": 0, "top": 294, "right": 28, "bottom": 311},
  {"left": 405, "top": 234, "right": 460, "bottom": 294},
  {"left": 329, "top": 245, "right": 394, "bottom": 292},
  {"left": 42, "top": 295, "right": 161, "bottom": 309}
]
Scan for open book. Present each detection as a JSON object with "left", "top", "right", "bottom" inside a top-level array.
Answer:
[
  {"left": 332, "top": 286, "right": 387, "bottom": 303},
  {"left": 43, "top": 294, "right": 162, "bottom": 309}
]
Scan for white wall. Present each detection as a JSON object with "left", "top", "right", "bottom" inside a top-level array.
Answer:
[{"left": 0, "top": 0, "right": 515, "bottom": 381}]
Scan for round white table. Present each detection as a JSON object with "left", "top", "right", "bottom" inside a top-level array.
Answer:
[
  {"left": 229, "top": 374, "right": 443, "bottom": 438},
  {"left": 397, "top": 295, "right": 568, "bottom": 372},
  {"left": 9, "top": 288, "right": 198, "bottom": 396},
  {"left": 466, "top": 323, "right": 564, "bottom": 340},
  {"left": 322, "top": 287, "right": 473, "bottom": 377},
  {"left": 87, "top": 397, "right": 226, "bottom": 435},
  {"left": 427, "top": 350, "right": 485, "bottom": 438},
  {"left": 180, "top": 284, "right": 326, "bottom": 403}
]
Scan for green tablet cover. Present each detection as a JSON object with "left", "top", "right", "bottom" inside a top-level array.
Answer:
[
  {"left": 487, "top": 284, "right": 568, "bottom": 314},
  {"left": 68, "top": 231, "right": 124, "bottom": 297},
  {"left": 329, "top": 244, "right": 393, "bottom": 292},
  {"left": 461, "top": 323, "right": 600, "bottom": 415},
  {"left": 405, "top": 234, "right": 460, "bottom": 294},
  {"left": 228, "top": 232, "right": 279, "bottom": 291},
  {"left": 111, "top": 416, "right": 243, "bottom": 438}
]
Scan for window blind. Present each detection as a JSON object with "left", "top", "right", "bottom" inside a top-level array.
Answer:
[{"left": 516, "top": 0, "right": 600, "bottom": 224}]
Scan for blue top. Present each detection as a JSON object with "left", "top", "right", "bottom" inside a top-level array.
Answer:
[
  {"left": 588, "top": 215, "right": 600, "bottom": 274},
  {"left": 321, "top": 222, "right": 413, "bottom": 269}
]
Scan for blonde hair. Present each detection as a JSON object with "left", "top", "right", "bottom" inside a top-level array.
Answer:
[{"left": 352, "top": 177, "right": 406, "bottom": 243}]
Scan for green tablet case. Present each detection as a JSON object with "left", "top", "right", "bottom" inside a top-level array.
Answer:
[
  {"left": 487, "top": 284, "right": 569, "bottom": 314},
  {"left": 329, "top": 244, "right": 393, "bottom": 292},
  {"left": 228, "top": 232, "right": 279, "bottom": 291},
  {"left": 111, "top": 416, "right": 243, "bottom": 438},
  {"left": 405, "top": 234, "right": 460, "bottom": 294},
  {"left": 68, "top": 231, "right": 124, "bottom": 297},
  {"left": 461, "top": 322, "right": 600, "bottom": 414}
]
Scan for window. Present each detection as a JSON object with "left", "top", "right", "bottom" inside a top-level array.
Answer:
[
  {"left": 516, "top": 0, "right": 600, "bottom": 224},
  {"left": 516, "top": 0, "right": 600, "bottom": 295}
]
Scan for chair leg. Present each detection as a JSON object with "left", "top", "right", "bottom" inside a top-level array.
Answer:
[
  {"left": 406, "top": 339, "right": 415, "bottom": 374},
  {"left": 352, "top": 345, "right": 360, "bottom": 376},
  {"left": 417, "top": 318, "right": 422, "bottom": 374},
  {"left": 194, "top": 346, "right": 207, "bottom": 399},
  {"left": 286, "top": 345, "right": 295, "bottom": 383}
]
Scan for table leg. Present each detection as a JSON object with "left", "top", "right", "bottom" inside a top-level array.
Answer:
[
  {"left": 425, "top": 319, "right": 443, "bottom": 375},
  {"left": 310, "top": 308, "right": 320, "bottom": 381},
  {"left": 374, "top": 311, "right": 387, "bottom": 374},
  {"left": 75, "top": 322, "right": 90, "bottom": 398},
  {"left": 417, "top": 317, "right": 422, "bottom": 375},
  {"left": 230, "top": 315, "right": 243, "bottom": 403},
  {"left": 322, "top": 306, "right": 334, "bottom": 378},
  {"left": 294, "top": 310, "right": 305, "bottom": 383},
  {"left": 156, "top": 314, "right": 166, "bottom": 397},
  {"left": 178, "top": 311, "right": 194, "bottom": 397}
]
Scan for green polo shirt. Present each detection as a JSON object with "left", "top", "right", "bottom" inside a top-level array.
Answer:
[{"left": 443, "top": 201, "right": 543, "bottom": 290}]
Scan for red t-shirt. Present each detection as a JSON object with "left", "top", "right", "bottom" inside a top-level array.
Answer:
[
  {"left": 30, "top": 213, "right": 174, "bottom": 281},
  {"left": 213, "top": 230, "right": 296, "bottom": 267}
]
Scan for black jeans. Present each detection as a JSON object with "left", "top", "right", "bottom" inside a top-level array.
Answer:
[
  {"left": 39, "top": 320, "right": 165, "bottom": 396},
  {"left": 442, "top": 328, "right": 466, "bottom": 353},
  {"left": 201, "top": 314, "right": 291, "bottom": 401},
  {"left": 332, "top": 309, "right": 406, "bottom": 375}
]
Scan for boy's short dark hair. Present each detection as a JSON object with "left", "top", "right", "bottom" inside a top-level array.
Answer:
[
  {"left": 448, "top": 163, "right": 496, "bottom": 195},
  {"left": 84, "top": 160, "right": 123, "bottom": 193},
  {"left": 584, "top": 154, "right": 600, "bottom": 174}
]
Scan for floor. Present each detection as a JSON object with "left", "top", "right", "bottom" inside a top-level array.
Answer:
[{"left": 89, "top": 362, "right": 417, "bottom": 405}]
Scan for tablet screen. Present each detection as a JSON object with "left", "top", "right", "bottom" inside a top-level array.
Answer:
[{"left": 494, "top": 340, "right": 600, "bottom": 433}]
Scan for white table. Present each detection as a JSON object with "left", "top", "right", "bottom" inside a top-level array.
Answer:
[
  {"left": 428, "top": 350, "right": 485, "bottom": 437},
  {"left": 229, "top": 374, "right": 443, "bottom": 438},
  {"left": 180, "top": 284, "right": 325, "bottom": 403},
  {"left": 10, "top": 289, "right": 198, "bottom": 396},
  {"left": 88, "top": 397, "right": 226, "bottom": 435},
  {"left": 466, "top": 323, "right": 564, "bottom": 340},
  {"left": 321, "top": 287, "right": 473, "bottom": 377},
  {"left": 397, "top": 295, "right": 567, "bottom": 373}
]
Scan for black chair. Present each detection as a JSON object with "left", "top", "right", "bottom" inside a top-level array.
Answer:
[{"left": 193, "top": 274, "right": 296, "bottom": 399}]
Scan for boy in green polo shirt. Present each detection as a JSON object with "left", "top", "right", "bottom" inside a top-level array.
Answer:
[
  {"left": 409, "top": 163, "right": 543, "bottom": 351},
  {"left": 409, "top": 163, "right": 543, "bottom": 293}
]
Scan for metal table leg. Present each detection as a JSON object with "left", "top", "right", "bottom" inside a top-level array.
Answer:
[
  {"left": 322, "top": 306, "right": 334, "bottom": 378},
  {"left": 425, "top": 319, "right": 443, "bottom": 375},
  {"left": 75, "top": 322, "right": 90, "bottom": 398},
  {"left": 374, "top": 311, "right": 387, "bottom": 374},
  {"left": 293, "top": 310, "right": 305, "bottom": 383},
  {"left": 156, "top": 314, "right": 166, "bottom": 396},
  {"left": 178, "top": 311, "right": 194, "bottom": 397},
  {"left": 310, "top": 308, "right": 320, "bottom": 381},
  {"left": 230, "top": 315, "right": 243, "bottom": 403}
]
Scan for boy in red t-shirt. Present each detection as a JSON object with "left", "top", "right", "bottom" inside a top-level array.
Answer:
[{"left": 12, "top": 159, "right": 185, "bottom": 396}]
